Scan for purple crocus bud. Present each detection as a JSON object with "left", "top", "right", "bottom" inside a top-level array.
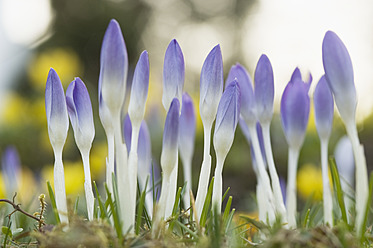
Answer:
[
  {"left": 1, "top": 146, "right": 21, "bottom": 194},
  {"left": 161, "top": 98, "right": 180, "bottom": 174},
  {"left": 254, "top": 55, "right": 274, "bottom": 123},
  {"left": 322, "top": 31, "right": 356, "bottom": 123},
  {"left": 200, "top": 45, "right": 224, "bottom": 125},
  {"left": 290, "top": 68, "right": 312, "bottom": 92},
  {"left": 129, "top": 51, "right": 150, "bottom": 125},
  {"left": 66, "top": 78, "right": 95, "bottom": 151},
  {"left": 162, "top": 39, "right": 185, "bottom": 111},
  {"left": 313, "top": 75, "right": 334, "bottom": 139},
  {"left": 280, "top": 73, "right": 310, "bottom": 149},
  {"left": 99, "top": 19, "right": 128, "bottom": 116},
  {"left": 226, "top": 63, "right": 256, "bottom": 125},
  {"left": 213, "top": 80, "right": 241, "bottom": 156},
  {"left": 45, "top": 68, "right": 69, "bottom": 149},
  {"left": 123, "top": 114, "right": 132, "bottom": 153},
  {"left": 179, "top": 93, "right": 196, "bottom": 163}
]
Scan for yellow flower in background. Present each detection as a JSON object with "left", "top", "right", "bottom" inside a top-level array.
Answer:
[
  {"left": 42, "top": 161, "right": 84, "bottom": 195},
  {"left": 297, "top": 163, "right": 323, "bottom": 201},
  {"left": 28, "top": 48, "right": 83, "bottom": 90},
  {"left": 0, "top": 94, "right": 30, "bottom": 126},
  {"left": 0, "top": 173, "right": 6, "bottom": 198},
  {"left": 90, "top": 142, "right": 107, "bottom": 180}
]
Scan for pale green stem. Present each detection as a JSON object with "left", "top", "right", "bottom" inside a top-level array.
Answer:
[
  {"left": 195, "top": 122, "right": 212, "bottom": 221},
  {"left": 81, "top": 149, "right": 94, "bottom": 221},
  {"left": 345, "top": 121, "right": 368, "bottom": 235},
  {"left": 320, "top": 138, "right": 333, "bottom": 225},
  {"left": 287, "top": 146, "right": 300, "bottom": 228},
  {"left": 181, "top": 156, "right": 192, "bottom": 210},
  {"left": 248, "top": 124, "right": 276, "bottom": 224},
  {"left": 212, "top": 153, "right": 226, "bottom": 213},
  {"left": 106, "top": 133, "right": 114, "bottom": 195},
  {"left": 128, "top": 123, "right": 140, "bottom": 229},
  {"left": 261, "top": 122, "right": 287, "bottom": 222},
  {"left": 165, "top": 159, "right": 178, "bottom": 218},
  {"left": 53, "top": 147, "right": 68, "bottom": 224},
  {"left": 113, "top": 114, "right": 130, "bottom": 234}
]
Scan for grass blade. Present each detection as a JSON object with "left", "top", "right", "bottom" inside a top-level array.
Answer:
[
  {"left": 200, "top": 177, "right": 214, "bottom": 228},
  {"left": 222, "top": 187, "right": 230, "bottom": 203},
  {"left": 169, "top": 187, "right": 183, "bottom": 231},
  {"left": 105, "top": 183, "right": 122, "bottom": 240},
  {"left": 329, "top": 158, "right": 348, "bottom": 224},
  {"left": 47, "top": 181, "right": 60, "bottom": 224},
  {"left": 136, "top": 181, "right": 147, "bottom": 235},
  {"left": 360, "top": 171, "right": 373, "bottom": 243},
  {"left": 222, "top": 196, "right": 232, "bottom": 227},
  {"left": 93, "top": 181, "right": 108, "bottom": 220}
]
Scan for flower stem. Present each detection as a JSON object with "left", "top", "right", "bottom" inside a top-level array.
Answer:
[
  {"left": 106, "top": 133, "right": 114, "bottom": 195},
  {"left": 53, "top": 147, "right": 68, "bottom": 224},
  {"left": 262, "top": 122, "right": 287, "bottom": 222},
  {"left": 181, "top": 156, "right": 192, "bottom": 210},
  {"left": 320, "top": 138, "right": 333, "bottom": 225},
  {"left": 195, "top": 123, "right": 212, "bottom": 221},
  {"left": 345, "top": 121, "right": 368, "bottom": 234},
  {"left": 286, "top": 146, "right": 300, "bottom": 228},
  {"left": 129, "top": 123, "right": 140, "bottom": 229},
  {"left": 81, "top": 150, "right": 94, "bottom": 221},
  {"left": 212, "top": 153, "right": 225, "bottom": 213}
]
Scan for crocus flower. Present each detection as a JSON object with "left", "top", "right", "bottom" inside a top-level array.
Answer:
[
  {"left": 2, "top": 146, "right": 20, "bottom": 196},
  {"left": 281, "top": 71, "right": 310, "bottom": 150},
  {"left": 281, "top": 69, "right": 310, "bottom": 227},
  {"left": 123, "top": 114, "right": 132, "bottom": 153},
  {"left": 322, "top": 31, "right": 367, "bottom": 233},
  {"left": 98, "top": 19, "right": 128, "bottom": 118},
  {"left": 45, "top": 68, "right": 69, "bottom": 224},
  {"left": 322, "top": 31, "right": 355, "bottom": 124},
  {"left": 128, "top": 50, "right": 150, "bottom": 126},
  {"left": 178, "top": 92, "right": 196, "bottom": 209},
  {"left": 155, "top": 98, "right": 180, "bottom": 225},
  {"left": 66, "top": 78, "right": 95, "bottom": 151},
  {"left": 254, "top": 54, "right": 274, "bottom": 124},
  {"left": 162, "top": 39, "right": 185, "bottom": 111},
  {"left": 226, "top": 63, "right": 256, "bottom": 125},
  {"left": 195, "top": 45, "right": 223, "bottom": 220},
  {"left": 212, "top": 80, "right": 240, "bottom": 212},
  {"left": 199, "top": 44, "right": 223, "bottom": 126},
  {"left": 66, "top": 77, "right": 95, "bottom": 221},
  {"left": 313, "top": 75, "right": 334, "bottom": 225}
]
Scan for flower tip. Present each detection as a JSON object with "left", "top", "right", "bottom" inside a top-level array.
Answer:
[{"left": 290, "top": 67, "right": 301, "bottom": 82}]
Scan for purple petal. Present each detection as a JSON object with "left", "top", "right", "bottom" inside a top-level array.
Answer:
[
  {"left": 213, "top": 80, "right": 241, "bottom": 154},
  {"left": 138, "top": 121, "right": 152, "bottom": 179},
  {"left": 162, "top": 98, "right": 180, "bottom": 158},
  {"left": 179, "top": 93, "right": 196, "bottom": 160},
  {"left": 1, "top": 146, "right": 20, "bottom": 193},
  {"left": 129, "top": 50, "right": 150, "bottom": 123},
  {"left": 199, "top": 45, "right": 224, "bottom": 122},
  {"left": 162, "top": 39, "right": 185, "bottom": 110},
  {"left": 226, "top": 63, "right": 256, "bottom": 125},
  {"left": 322, "top": 31, "right": 356, "bottom": 122},
  {"left": 254, "top": 55, "right": 274, "bottom": 123},
  {"left": 280, "top": 77, "right": 310, "bottom": 148},
  {"left": 66, "top": 78, "right": 95, "bottom": 148},
  {"left": 99, "top": 19, "right": 128, "bottom": 114},
  {"left": 313, "top": 75, "right": 334, "bottom": 139},
  {"left": 123, "top": 114, "right": 132, "bottom": 153},
  {"left": 45, "top": 68, "right": 69, "bottom": 145}
]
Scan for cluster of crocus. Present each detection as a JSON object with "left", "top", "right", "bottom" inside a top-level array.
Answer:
[{"left": 44, "top": 18, "right": 368, "bottom": 238}]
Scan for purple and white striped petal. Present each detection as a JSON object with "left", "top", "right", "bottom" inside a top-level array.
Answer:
[
  {"left": 254, "top": 55, "right": 274, "bottom": 123},
  {"left": 162, "top": 39, "right": 185, "bottom": 111},
  {"left": 179, "top": 93, "right": 196, "bottom": 161},
  {"left": 226, "top": 63, "right": 256, "bottom": 125},
  {"left": 128, "top": 51, "right": 150, "bottom": 125},
  {"left": 66, "top": 78, "right": 95, "bottom": 150},
  {"left": 281, "top": 75, "right": 310, "bottom": 149},
  {"left": 45, "top": 68, "right": 69, "bottom": 148},
  {"left": 161, "top": 98, "right": 180, "bottom": 174},
  {"left": 199, "top": 45, "right": 224, "bottom": 124},
  {"left": 313, "top": 75, "right": 334, "bottom": 139},
  {"left": 322, "top": 31, "right": 356, "bottom": 123},
  {"left": 213, "top": 80, "right": 241, "bottom": 156},
  {"left": 99, "top": 19, "right": 128, "bottom": 116}
]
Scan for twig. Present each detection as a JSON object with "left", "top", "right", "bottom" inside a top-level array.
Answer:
[{"left": 0, "top": 199, "right": 41, "bottom": 222}]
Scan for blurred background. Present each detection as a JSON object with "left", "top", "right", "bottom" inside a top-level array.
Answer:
[{"left": 0, "top": 0, "right": 373, "bottom": 214}]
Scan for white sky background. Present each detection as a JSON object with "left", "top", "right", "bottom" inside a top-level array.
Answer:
[{"left": 242, "top": 0, "right": 373, "bottom": 121}]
